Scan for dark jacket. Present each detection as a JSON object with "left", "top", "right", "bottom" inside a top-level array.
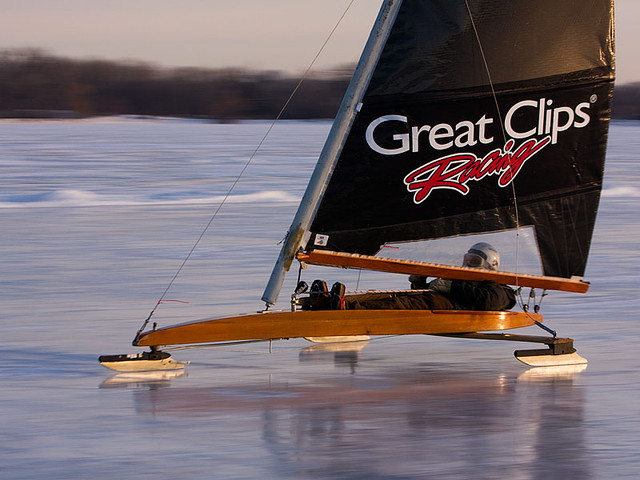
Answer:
[{"left": 449, "top": 279, "right": 516, "bottom": 311}]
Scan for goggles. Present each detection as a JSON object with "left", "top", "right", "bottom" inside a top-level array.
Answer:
[
  {"left": 463, "top": 252, "right": 486, "bottom": 269},
  {"left": 462, "top": 248, "right": 498, "bottom": 270}
]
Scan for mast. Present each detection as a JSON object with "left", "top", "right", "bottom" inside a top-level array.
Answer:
[{"left": 261, "top": 0, "right": 403, "bottom": 306}]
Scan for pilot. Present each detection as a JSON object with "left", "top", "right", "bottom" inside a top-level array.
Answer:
[
  {"left": 305, "top": 242, "right": 517, "bottom": 311},
  {"left": 408, "top": 242, "right": 516, "bottom": 311}
]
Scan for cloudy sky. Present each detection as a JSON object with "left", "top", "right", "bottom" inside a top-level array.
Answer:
[{"left": 0, "top": 0, "right": 636, "bottom": 83}]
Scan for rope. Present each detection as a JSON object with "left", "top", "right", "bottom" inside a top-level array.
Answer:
[
  {"left": 463, "top": 0, "right": 523, "bottom": 292},
  {"left": 462, "top": 1, "right": 560, "bottom": 333},
  {"left": 134, "top": 0, "right": 359, "bottom": 340}
]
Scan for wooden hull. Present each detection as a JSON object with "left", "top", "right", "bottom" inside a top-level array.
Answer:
[{"left": 134, "top": 309, "right": 541, "bottom": 347}]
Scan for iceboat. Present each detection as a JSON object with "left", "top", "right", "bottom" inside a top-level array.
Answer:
[{"left": 103, "top": 0, "right": 616, "bottom": 371}]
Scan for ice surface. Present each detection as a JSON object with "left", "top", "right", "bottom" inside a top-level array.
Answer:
[{"left": 0, "top": 118, "right": 638, "bottom": 479}]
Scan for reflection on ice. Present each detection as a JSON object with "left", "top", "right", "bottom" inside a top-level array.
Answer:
[
  {"left": 299, "top": 339, "right": 370, "bottom": 354},
  {"left": 299, "top": 340, "right": 370, "bottom": 374},
  {"left": 129, "top": 352, "right": 590, "bottom": 478},
  {"left": 518, "top": 363, "right": 588, "bottom": 382},
  {"left": 100, "top": 369, "right": 186, "bottom": 389}
]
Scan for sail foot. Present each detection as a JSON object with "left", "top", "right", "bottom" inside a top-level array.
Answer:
[{"left": 297, "top": 250, "right": 590, "bottom": 294}]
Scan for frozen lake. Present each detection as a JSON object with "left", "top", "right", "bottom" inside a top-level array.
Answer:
[{"left": 1, "top": 118, "right": 638, "bottom": 479}]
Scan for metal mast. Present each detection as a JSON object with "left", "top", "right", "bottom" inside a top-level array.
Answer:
[{"left": 261, "top": 0, "right": 403, "bottom": 306}]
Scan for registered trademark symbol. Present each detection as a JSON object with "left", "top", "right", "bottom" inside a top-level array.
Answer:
[{"left": 590, "top": 94, "right": 598, "bottom": 103}]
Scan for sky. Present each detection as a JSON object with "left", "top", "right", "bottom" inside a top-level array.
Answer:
[{"left": 0, "top": 0, "right": 638, "bottom": 84}]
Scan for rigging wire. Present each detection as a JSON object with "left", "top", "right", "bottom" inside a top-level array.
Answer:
[
  {"left": 463, "top": 1, "right": 553, "bottom": 322},
  {"left": 134, "top": 0, "right": 359, "bottom": 340},
  {"left": 463, "top": 0, "right": 523, "bottom": 295}
]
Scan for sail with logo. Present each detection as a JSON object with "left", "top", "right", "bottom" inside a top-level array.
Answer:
[
  {"left": 263, "top": 0, "right": 615, "bottom": 299},
  {"left": 103, "top": 0, "right": 615, "bottom": 372}
]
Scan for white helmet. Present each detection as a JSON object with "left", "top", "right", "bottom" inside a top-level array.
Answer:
[{"left": 463, "top": 242, "right": 500, "bottom": 271}]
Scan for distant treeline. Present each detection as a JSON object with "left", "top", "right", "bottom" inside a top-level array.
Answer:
[
  {"left": 1, "top": 49, "right": 638, "bottom": 120},
  {"left": 0, "top": 49, "right": 353, "bottom": 120}
]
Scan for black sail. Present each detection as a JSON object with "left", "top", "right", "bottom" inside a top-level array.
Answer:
[{"left": 306, "top": 0, "right": 615, "bottom": 279}]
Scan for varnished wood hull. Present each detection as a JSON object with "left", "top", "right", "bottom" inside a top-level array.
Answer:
[{"left": 134, "top": 309, "right": 541, "bottom": 347}]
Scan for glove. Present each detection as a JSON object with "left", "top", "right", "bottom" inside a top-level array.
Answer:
[
  {"left": 409, "top": 274, "right": 428, "bottom": 289},
  {"left": 428, "top": 277, "right": 452, "bottom": 294}
]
